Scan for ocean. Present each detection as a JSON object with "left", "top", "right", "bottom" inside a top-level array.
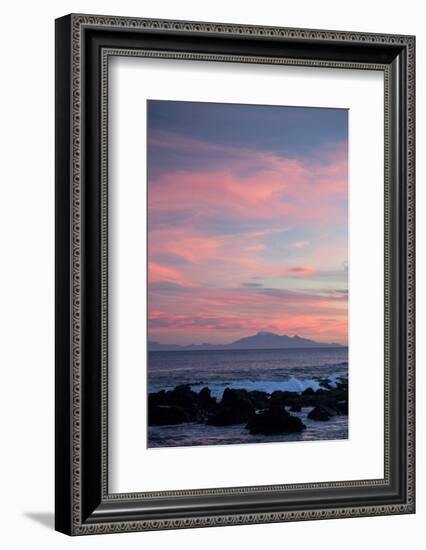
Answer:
[{"left": 147, "top": 347, "right": 348, "bottom": 448}]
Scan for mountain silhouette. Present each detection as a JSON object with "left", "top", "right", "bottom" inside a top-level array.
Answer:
[{"left": 148, "top": 331, "right": 342, "bottom": 351}]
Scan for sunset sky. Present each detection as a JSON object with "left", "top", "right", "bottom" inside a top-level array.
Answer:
[{"left": 147, "top": 101, "right": 348, "bottom": 345}]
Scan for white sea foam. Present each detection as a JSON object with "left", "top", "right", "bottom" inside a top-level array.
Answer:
[{"left": 151, "top": 373, "right": 347, "bottom": 400}]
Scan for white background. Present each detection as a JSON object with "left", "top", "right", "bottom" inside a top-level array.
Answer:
[
  {"left": 110, "top": 58, "right": 384, "bottom": 493},
  {"left": 0, "top": 0, "right": 423, "bottom": 548}
]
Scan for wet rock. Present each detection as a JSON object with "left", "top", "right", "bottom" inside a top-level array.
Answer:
[
  {"left": 207, "top": 388, "right": 255, "bottom": 426},
  {"left": 149, "top": 405, "right": 189, "bottom": 425},
  {"left": 307, "top": 406, "right": 330, "bottom": 421},
  {"left": 270, "top": 390, "right": 299, "bottom": 407},
  {"left": 148, "top": 385, "right": 216, "bottom": 424},
  {"left": 147, "top": 381, "right": 348, "bottom": 429},
  {"left": 207, "top": 406, "right": 250, "bottom": 426},
  {"left": 197, "top": 387, "right": 217, "bottom": 410},
  {"left": 319, "top": 378, "right": 333, "bottom": 390},
  {"left": 148, "top": 390, "right": 169, "bottom": 408},
  {"left": 221, "top": 388, "right": 255, "bottom": 417},
  {"left": 319, "top": 405, "right": 338, "bottom": 416},
  {"left": 195, "top": 387, "right": 218, "bottom": 421},
  {"left": 299, "top": 391, "right": 322, "bottom": 407},
  {"left": 299, "top": 383, "right": 348, "bottom": 408},
  {"left": 247, "top": 390, "right": 270, "bottom": 410},
  {"left": 336, "top": 400, "right": 349, "bottom": 415},
  {"left": 246, "top": 404, "right": 306, "bottom": 435},
  {"left": 168, "top": 384, "right": 198, "bottom": 410},
  {"left": 317, "top": 398, "right": 342, "bottom": 416}
]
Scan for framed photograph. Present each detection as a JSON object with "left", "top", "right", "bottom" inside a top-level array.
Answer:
[{"left": 55, "top": 14, "right": 415, "bottom": 535}]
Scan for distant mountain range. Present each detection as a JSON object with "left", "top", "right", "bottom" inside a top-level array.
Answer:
[{"left": 148, "top": 331, "right": 343, "bottom": 351}]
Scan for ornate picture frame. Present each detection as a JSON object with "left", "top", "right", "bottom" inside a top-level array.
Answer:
[{"left": 55, "top": 13, "right": 415, "bottom": 535}]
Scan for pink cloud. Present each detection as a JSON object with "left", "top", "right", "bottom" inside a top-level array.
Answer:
[
  {"left": 148, "top": 262, "right": 195, "bottom": 288},
  {"left": 147, "top": 132, "right": 348, "bottom": 344},
  {"left": 148, "top": 311, "right": 348, "bottom": 346},
  {"left": 149, "top": 231, "right": 226, "bottom": 264},
  {"left": 149, "top": 283, "right": 348, "bottom": 344},
  {"left": 284, "top": 267, "right": 318, "bottom": 276},
  {"left": 149, "top": 151, "right": 347, "bottom": 234}
]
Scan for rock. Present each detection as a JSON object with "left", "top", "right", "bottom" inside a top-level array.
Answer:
[
  {"left": 149, "top": 405, "right": 189, "bottom": 425},
  {"left": 168, "top": 384, "right": 198, "bottom": 410},
  {"left": 247, "top": 390, "right": 270, "bottom": 410},
  {"left": 329, "top": 382, "right": 348, "bottom": 398},
  {"left": 195, "top": 387, "right": 218, "bottom": 421},
  {"left": 307, "top": 406, "right": 330, "bottom": 421},
  {"left": 148, "top": 390, "right": 169, "bottom": 408},
  {"left": 317, "top": 398, "right": 341, "bottom": 416},
  {"left": 197, "top": 387, "right": 217, "bottom": 410},
  {"left": 319, "top": 378, "right": 333, "bottom": 390},
  {"left": 246, "top": 402, "right": 306, "bottom": 435},
  {"left": 207, "top": 406, "right": 251, "bottom": 426},
  {"left": 328, "top": 388, "right": 347, "bottom": 401},
  {"left": 336, "top": 400, "right": 349, "bottom": 415},
  {"left": 299, "top": 391, "right": 322, "bottom": 407},
  {"left": 147, "top": 382, "right": 348, "bottom": 429},
  {"left": 298, "top": 383, "right": 349, "bottom": 408},
  {"left": 221, "top": 388, "right": 255, "bottom": 417},
  {"left": 148, "top": 385, "right": 214, "bottom": 424},
  {"left": 270, "top": 390, "right": 299, "bottom": 407},
  {"left": 319, "top": 405, "right": 338, "bottom": 416},
  {"left": 207, "top": 388, "right": 255, "bottom": 426}
]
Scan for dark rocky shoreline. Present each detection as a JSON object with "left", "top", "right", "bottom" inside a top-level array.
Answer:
[{"left": 148, "top": 379, "right": 348, "bottom": 436}]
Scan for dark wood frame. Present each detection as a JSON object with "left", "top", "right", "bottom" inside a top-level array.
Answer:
[{"left": 55, "top": 13, "right": 415, "bottom": 535}]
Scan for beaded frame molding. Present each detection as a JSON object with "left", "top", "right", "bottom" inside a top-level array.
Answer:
[{"left": 55, "top": 14, "right": 415, "bottom": 535}]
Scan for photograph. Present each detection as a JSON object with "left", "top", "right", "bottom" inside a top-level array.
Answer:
[
  {"left": 0, "top": 0, "right": 419, "bottom": 544},
  {"left": 51, "top": 9, "right": 415, "bottom": 538},
  {"left": 147, "top": 100, "right": 349, "bottom": 448}
]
